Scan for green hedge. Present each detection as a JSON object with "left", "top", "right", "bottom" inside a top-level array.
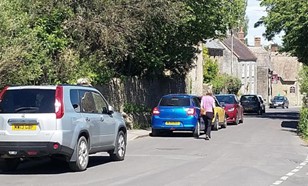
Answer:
[{"left": 298, "top": 107, "right": 308, "bottom": 139}]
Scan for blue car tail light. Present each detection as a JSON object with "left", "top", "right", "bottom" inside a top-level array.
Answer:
[{"left": 152, "top": 107, "right": 160, "bottom": 115}]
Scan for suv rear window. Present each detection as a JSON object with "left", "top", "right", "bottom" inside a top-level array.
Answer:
[
  {"left": 159, "top": 97, "right": 191, "bottom": 106},
  {"left": 0, "top": 89, "right": 55, "bottom": 113}
]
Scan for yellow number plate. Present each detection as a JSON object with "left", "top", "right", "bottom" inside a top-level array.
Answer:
[
  {"left": 12, "top": 124, "right": 37, "bottom": 131},
  {"left": 165, "top": 121, "right": 180, "bottom": 125}
]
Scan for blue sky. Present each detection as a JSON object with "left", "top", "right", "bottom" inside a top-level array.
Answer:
[{"left": 246, "top": 0, "right": 283, "bottom": 46}]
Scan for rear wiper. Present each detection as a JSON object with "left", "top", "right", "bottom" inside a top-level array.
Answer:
[{"left": 14, "top": 107, "right": 39, "bottom": 113}]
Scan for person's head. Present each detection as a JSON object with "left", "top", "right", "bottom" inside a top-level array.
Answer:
[
  {"left": 77, "top": 78, "right": 92, "bottom": 86},
  {"left": 205, "top": 89, "right": 213, "bottom": 96}
]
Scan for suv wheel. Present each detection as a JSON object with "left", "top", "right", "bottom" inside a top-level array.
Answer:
[
  {"left": 2, "top": 158, "right": 20, "bottom": 172},
  {"left": 109, "top": 131, "right": 126, "bottom": 161},
  {"left": 69, "top": 136, "right": 89, "bottom": 172}
]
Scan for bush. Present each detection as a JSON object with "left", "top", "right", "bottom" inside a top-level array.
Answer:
[
  {"left": 298, "top": 107, "right": 308, "bottom": 139},
  {"left": 212, "top": 73, "right": 241, "bottom": 94},
  {"left": 123, "top": 103, "right": 151, "bottom": 114}
]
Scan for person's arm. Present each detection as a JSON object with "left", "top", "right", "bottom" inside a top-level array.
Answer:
[{"left": 212, "top": 97, "right": 215, "bottom": 109}]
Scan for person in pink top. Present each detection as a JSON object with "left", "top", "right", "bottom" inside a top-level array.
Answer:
[{"left": 200, "top": 91, "right": 215, "bottom": 140}]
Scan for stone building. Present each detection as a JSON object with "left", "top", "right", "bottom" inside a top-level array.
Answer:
[
  {"left": 248, "top": 37, "right": 272, "bottom": 103},
  {"left": 270, "top": 45, "right": 303, "bottom": 106},
  {"left": 220, "top": 36, "right": 258, "bottom": 95},
  {"left": 186, "top": 42, "right": 204, "bottom": 96}
]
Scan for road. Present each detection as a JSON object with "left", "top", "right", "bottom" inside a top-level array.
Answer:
[{"left": 0, "top": 107, "right": 307, "bottom": 186}]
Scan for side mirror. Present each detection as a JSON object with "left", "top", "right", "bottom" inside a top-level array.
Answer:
[{"left": 108, "top": 105, "right": 114, "bottom": 114}]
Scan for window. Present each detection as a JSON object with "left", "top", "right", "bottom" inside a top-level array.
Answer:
[
  {"left": 92, "top": 92, "right": 108, "bottom": 113},
  {"left": 79, "top": 90, "right": 97, "bottom": 113},
  {"left": 70, "top": 89, "right": 80, "bottom": 112},
  {"left": 0, "top": 89, "right": 55, "bottom": 113},
  {"left": 246, "top": 64, "right": 250, "bottom": 77},
  {"left": 193, "top": 97, "right": 201, "bottom": 107},
  {"left": 160, "top": 97, "right": 191, "bottom": 106},
  {"left": 250, "top": 81, "right": 254, "bottom": 94},
  {"left": 251, "top": 64, "right": 255, "bottom": 77},
  {"left": 241, "top": 64, "right": 245, "bottom": 78},
  {"left": 290, "top": 86, "right": 296, "bottom": 93}
]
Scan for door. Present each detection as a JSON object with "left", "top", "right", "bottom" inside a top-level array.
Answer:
[
  {"left": 79, "top": 90, "right": 101, "bottom": 147},
  {"left": 92, "top": 91, "right": 116, "bottom": 146}
]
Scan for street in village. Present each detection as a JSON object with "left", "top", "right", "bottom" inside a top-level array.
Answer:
[{"left": 0, "top": 107, "right": 307, "bottom": 186}]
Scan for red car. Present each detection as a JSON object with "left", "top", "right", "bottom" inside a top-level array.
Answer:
[{"left": 215, "top": 94, "right": 244, "bottom": 125}]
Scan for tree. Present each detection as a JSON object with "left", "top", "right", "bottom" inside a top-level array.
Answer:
[
  {"left": 0, "top": 0, "right": 248, "bottom": 87},
  {"left": 203, "top": 48, "right": 219, "bottom": 83},
  {"left": 255, "top": 0, "right": 308, "bottom": 65}
]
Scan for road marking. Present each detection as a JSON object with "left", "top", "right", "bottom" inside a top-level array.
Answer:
[
  {"left": 280, "top": 176, "right": 288, "bottom": 180},
  {"left": 271, "top": 155, "right": 308, "bottom": 186}
]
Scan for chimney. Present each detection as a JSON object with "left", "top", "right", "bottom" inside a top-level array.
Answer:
[
  {"left": 271, "top": 44, "right": 278, "bottom": 52},
  {"left": 237, "top": 27, "right": 245, "bottom": 44},
  {"left": 254, "top": 37, "right": 261, "bottom": 47}
]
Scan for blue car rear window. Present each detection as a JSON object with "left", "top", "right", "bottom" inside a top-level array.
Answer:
[{"left": 159, "top": 97, "right": 190, "bottom": 106}]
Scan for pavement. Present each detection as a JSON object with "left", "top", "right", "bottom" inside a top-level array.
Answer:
[{"left": 127, "top": 129, "right": 151, "bottom": 141}]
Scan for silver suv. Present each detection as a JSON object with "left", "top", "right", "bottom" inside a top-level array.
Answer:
[{"left": 0, "top": 85, "right": 127, "bottom": 172}]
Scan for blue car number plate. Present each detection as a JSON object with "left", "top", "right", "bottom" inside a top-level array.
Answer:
[{"left": 165, "top": 121, "right": 180, "bottom": 125}]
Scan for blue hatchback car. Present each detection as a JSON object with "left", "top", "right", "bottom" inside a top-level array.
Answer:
[{"left": 151, "top": 94, "right": 202, "bottom": 137}]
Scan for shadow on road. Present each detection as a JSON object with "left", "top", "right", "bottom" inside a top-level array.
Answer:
[
  {"left": 0, "top": 155, "right": 112, "bottom": 175},
  {"left": 281, "top": 120, "right": 298, "bottom": 134},
  {"left": 245, "top": 111, "right": 299, "bottom": 120}
]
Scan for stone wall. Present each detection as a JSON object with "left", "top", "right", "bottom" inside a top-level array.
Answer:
[
  {"left": 257, "top": 66, "right": 269, "bottom": 102},
  {"left": 95, "top": 76, "right": 187, "bottom": 128}
]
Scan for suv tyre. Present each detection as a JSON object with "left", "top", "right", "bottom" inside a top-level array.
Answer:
[
  {"left": 69, "top": 136, "right": 89, "bottom": 172},
  {"left": 109, "top": 131, "right": 126, "bottom": 161}
]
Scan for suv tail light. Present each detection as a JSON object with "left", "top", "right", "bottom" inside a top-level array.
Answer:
[
  {"left": 152, "top": 107, "right": 160, "bottom": 115},
  {"left": 187, "top": 108, "right": 195, "bottom": 115},
  {"left": 55, "top": 86, "right": 64, "bottom": 119},
  {"left": 0, "top": 86, "right": 9, "bottom": 101}
]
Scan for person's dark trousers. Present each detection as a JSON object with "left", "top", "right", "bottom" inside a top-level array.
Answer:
[{"left": 202, "top": 112, "right": 214, "bottom": 138}]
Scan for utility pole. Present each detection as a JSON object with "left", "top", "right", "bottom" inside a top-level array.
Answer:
[{"left": 231, "top": 29, "right": 234, "bottom": 74}]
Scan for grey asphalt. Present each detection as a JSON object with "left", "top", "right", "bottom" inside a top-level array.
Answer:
[{"left": 127, "top": 129, "right": 151, "bottom": 141}]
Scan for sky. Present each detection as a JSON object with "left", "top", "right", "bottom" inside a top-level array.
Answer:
[{"left": 246, "top": 0, "right": 283, "bottom": 46}]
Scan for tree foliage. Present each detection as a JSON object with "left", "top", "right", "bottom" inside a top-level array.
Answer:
[
  {"left": 212, "top": 73, "right": 241, "bottom": 95},
  {"left": 202, "top": 48, "right": 219, "bottom": 83},
  {"left": 0, "top": 0, "right": 247, "bottom": 87},
  {"left": 255, "top": 0, "right": 308, "bottom": 65}
]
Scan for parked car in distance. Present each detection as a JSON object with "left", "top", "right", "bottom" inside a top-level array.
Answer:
[
  {"left": 257, "top": 95, "right": 266, "bottom": 113},
  {"left": 215, "top": 94, "right": 244, "bottom": 125},
  {"left": 269, "top": 96, "right": 289, "bottom": 108},
  {"left": 0, "top": 85, "right": 127, "bottom": 172},
  {"left": 197, "top": 96, "right": 227, "bottom": 131},
  {"left": 151, "top": 94, "right": 202, "bottom": 138},
  {"left": 240, "top": 94, "right": 263, "bottom": 115},
  {"left": 211, "top": 97, "right": 227, "bottom": 130}
]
